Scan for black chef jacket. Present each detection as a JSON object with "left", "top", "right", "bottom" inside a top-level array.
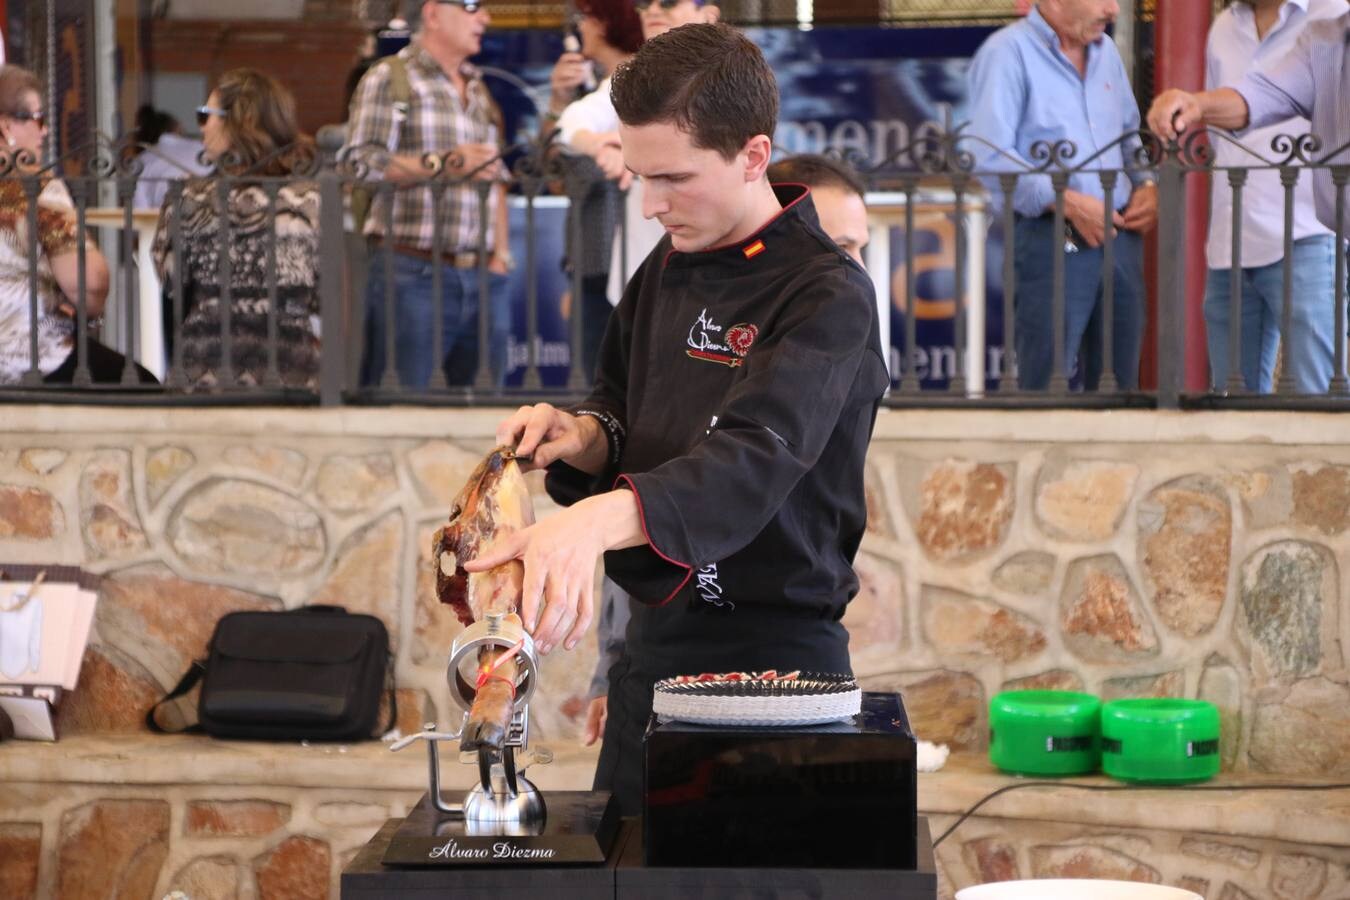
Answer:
[{"left": 547, "top": 183, "right": 890, "bottom": 679}]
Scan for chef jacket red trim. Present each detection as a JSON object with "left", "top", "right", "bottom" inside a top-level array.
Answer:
[
  {"left": 615, "top": 473, "right": 691, "bottom": 607},
  {"left": 662, "top": 183, "right": 811, "bottom": 268}
]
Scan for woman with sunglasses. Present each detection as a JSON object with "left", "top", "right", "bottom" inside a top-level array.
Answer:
[
  {"left": 0, "top": 65, "right": 147, "bottom": 385},
  {"left": 150, "top": 68, "right": 320, "bottom": 389}
]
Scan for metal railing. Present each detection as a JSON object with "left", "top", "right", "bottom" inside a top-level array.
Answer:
[{"left": 0, "top": 125, "right": 1346, "bottom": 410}]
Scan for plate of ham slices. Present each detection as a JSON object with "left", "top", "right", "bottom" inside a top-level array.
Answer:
[{"left": 651, "top": 670, "right": 862, "bottom": 726}]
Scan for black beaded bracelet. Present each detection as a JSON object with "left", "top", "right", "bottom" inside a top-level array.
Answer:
[{"left": 573, "top": 407, "right": 625, "bottom": 468}]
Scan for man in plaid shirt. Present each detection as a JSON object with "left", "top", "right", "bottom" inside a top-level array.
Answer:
[{"left": 348, "top": 0, "right": 513, "bottom": 389}]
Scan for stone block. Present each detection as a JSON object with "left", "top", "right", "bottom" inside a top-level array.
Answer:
[
  {"left": 1180, "top": 837, "right": 1259, "bottom": 869},
  {"left": 1034, "top": 458, "right": 1138, "bottom": 542},
  {"left": 1231, "top": 466, "right": 1292, "bottom": 532},
  {"left": 314, "top": 801, "right": 389, "bottom": 828},
  {"left": 1029, "top": 842, "right": 1160, "bottom": 882},
  {"left": 1238, "top": 541, "right": 1336, "bottom": 680},
  {"left": 0, "top": 823, "right": 40, "bottom": 900},
  {"left": 1218, "top": 884, "right": 1258, "bottom": 900},
  {"left": 316, "top": 452, "right": 398, "bottom": 514},
  {"left": 1100, "top": 671, "right": 1184, "bottom": 701},
  {"left": 407, "top": 440, "right": 486, "bottom": 509},
  {"left": 223, "top": 446, "right": 307, "bottom": 486},
  {"left": 308, "top": 512, "right": 403, "bottom": 651},
  {"left": 844, "top": 551, "right": 905, "bottom": 668},
  {"left": 864, "top": 460, "right": 896, "bottom": 539},
  {"left": 1138, "top": 475, "right": 1231, "bottom": 638},
  {"left": 253, "top": 835, "right": 331, "bottom": 900},
  {"left": 0, "top": 483, "right": 62, "bottom": 539},
  {"left": 961, "top": 837, "right": 1019, "bottom": 883},
  {"left": 909, "top": 459, "right": 1015, "bottom": 563},
  {"left": 922, "top": 586, "right": 1045, "bottom": 664},
  {"left": 57, "top": 799, "right": 170, "bottom": 900},
  {"left": 1290, "top": 464, "right": 1350, "bottom": 536},
  {"left": 992, "top": 551, "right": 1056, "bottom": 597},
  {"left": 412, "top": 518, "right": 455, "bottom": 666},
  {"left": 146, "top": 446, "right": 196, "bottom": 507},
  {"left": 1001, "top": 669, "right": 1085, "bottom": 693},
  {"left": 1178, "top": 877, "right": 1210, "bottom": 898},
  {"left": 1060, "top": 555, "right": 1158, "bottom": 662},
  {"left": 186, "top": 800, "right": 291, "bottom": 837},
  {"left": 169, "top": 856, "right": 241, "bottom": 900},
  {"left": 167, "top": 478, "right": 326, "bottom": 579},
  {"left": 19, "top": 447, "right": 66, "bottom": 475},
  {"left": 1270, "top": 852, "right": 1328, "bottom": 900},
  {"left": 80, "top": 450, "right": 148, "bottom": 560},
  {"left": 97, "top": 564, "right": 280, "bottom": 685},
  {"left": 1197, "top": 656, "right": 1243, "bottom": 769},
  {"left": 55, "top": 644, "right": 163, "bottom": 735},
  {"left": 862, "top": 669, "right": 986, "bottom": 750},
  {"left": 1249, "top": 677, "right": 1350, "bottom": 776}
]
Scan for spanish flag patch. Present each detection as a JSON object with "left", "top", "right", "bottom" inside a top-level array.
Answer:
[{"left": 742, "top": 240, "right": 766, "bottom": 260}]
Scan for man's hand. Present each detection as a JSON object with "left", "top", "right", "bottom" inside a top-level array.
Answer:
[
  {"left": 453, "top": 142, "right": 503, "bottom": 181},
  {"left": 464, "top": 491, "right": 643, "bottom": 654},
  {"left": 594, "top": 143, "right": 632, "bottom": 190},
  {"left": 1121, "top": 181, "right": 1157, "bottom": 233},
  {"left": 488, "top": 253, "right": 512, "bottom": 276},
  {"left": 1148, "top": 89, "right": 1205, "bottom": 141},
  {"left": 496, "top": 402, "right": 608, "bottom": 474},
  {"left": 549, "top": 52, "right": 590, "bottom": 114},
  {"left": 583, "top": 695, "right": 607, "bottom": 746},
  {"left": 1062, "top": 190, "right": 1125, "bottom": 248}
]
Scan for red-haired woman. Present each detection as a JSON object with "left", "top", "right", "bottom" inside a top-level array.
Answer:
[{"left": 544, "top": 0, "right": 645, "bottom": 382}]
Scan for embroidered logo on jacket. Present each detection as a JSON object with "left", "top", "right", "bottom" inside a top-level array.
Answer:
[
  {"left": 696, "top": 563, "right": 734, "bottom": 610},
  {"left": 686, "top": 308, "right": 758, "bottom": 368}
]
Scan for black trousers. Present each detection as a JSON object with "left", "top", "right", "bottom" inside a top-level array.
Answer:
[
  {"left": 592, "top": 655, "right": 659, "bottom": 818},
  {"left": 44, "top": 339, "right": 158, "bottom": 384}
]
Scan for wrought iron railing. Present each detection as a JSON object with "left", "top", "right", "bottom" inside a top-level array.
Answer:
[{"left": 0, "top": 124, "right": 1345, "bottom": 409}]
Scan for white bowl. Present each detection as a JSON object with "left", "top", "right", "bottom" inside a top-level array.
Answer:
[{"left": 955, "top": 880, "right": 1203, "bottom": 900}]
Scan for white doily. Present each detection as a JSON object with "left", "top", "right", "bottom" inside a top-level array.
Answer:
[{"left": 652, "top": 671, "right": 861, "bottom": 727}]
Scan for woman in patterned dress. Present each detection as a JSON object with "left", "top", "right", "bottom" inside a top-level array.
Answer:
[
  {"left": 0, "top": 65, "right": 128, "bottom": 385},
  {"left": 151, "top": 68, "right": 320, "bottom": 389}
]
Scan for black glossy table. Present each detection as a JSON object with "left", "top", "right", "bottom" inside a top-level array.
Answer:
[{"left": 342, "top": 816, "right": 936, "bottom": 899}]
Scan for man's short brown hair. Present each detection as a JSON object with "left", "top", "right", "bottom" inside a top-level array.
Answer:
[
  {"left": 766, "top": 154, "right": 867, "bottom": 199},
  {"left": 610, "top": 23, "right": 778, "bottom": 161}
]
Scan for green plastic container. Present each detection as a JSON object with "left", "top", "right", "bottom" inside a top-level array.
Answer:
[
  {"left": 1100, "top": 698, "right": 1221, "bottom": 783},
  {"left": 988, "top": 690, "right": 1101, "bottom": 776}
]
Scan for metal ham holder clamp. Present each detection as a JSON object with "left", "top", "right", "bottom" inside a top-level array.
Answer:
[{"left": 390, "top": 612, "right": 549, "bottom": 832}]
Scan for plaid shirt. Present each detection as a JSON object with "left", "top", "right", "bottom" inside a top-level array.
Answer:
[{"left": 347, "top": 42, "right": 500, "bottom": 253}]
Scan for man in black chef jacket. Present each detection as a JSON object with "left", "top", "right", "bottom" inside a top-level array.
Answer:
[{"left": 466, "top": 22, "right": 891, "bottom": 815}]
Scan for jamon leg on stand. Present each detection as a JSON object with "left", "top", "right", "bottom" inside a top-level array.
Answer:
[{"left": 432, "top": 447, "right": 535, "bottom": 753}]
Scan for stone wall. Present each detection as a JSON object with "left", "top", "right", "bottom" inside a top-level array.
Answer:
[{"left": 2, "top": 405, "right": 1350, "bottom": 898}]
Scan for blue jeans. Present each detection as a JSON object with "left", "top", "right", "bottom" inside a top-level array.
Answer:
[
  {"left": 361, "top": 250, "right": 512, "bottom": 389},
  {"left": 1013, "top": 215, "right": 1145, "bottom": 391},
  {"left": 1203, "top": 235, "right": 1337, "bottom": 394}
]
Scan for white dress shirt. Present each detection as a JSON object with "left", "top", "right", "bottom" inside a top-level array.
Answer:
[
  {"left": 556, "top": 77, "right": 665, "bottom": 306},
  {"left": 1207, "top": 0, "right": 1346, "bottom": 269}
]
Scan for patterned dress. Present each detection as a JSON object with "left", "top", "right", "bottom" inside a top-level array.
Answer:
[
  {"left": 0, "top": 179, "right": 86, "bottom": 383},
  {"left": 151, "top": 178, "right": 321, "bottom": 388}
]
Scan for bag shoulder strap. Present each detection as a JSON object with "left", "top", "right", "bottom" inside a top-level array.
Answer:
[
  {"left": 382, "top": 54, "right": 413, "bottom": 152},
  {"left": 146, "top": 659, "right": 206, "bottom": 734}
]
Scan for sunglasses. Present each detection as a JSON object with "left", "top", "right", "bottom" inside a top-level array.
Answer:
[
  {"left": 196, "top": 105, "right": 227, "bottom": 127},
  {"left": 634, "top": 0, "right": 701, "bottom": 8},
  {"left": 8, "top": 109, "right": 44, "bottom": 127},
  {"left": 437, "top": 0, "right": 484, "bottom": 10}
]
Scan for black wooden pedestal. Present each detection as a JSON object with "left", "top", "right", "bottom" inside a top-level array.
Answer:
[
  {"left": 342, "top": 816, "right": 937, "bottom": 899},
  {"left": 342, "top": 818, "right": 620, "bottom": 900}
]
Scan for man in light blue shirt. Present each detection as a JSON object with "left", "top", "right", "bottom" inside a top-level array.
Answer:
[
  {"left": 1151, "top": 4, "right": 1350, "bottom": 394},
  {"left": 1202, "top": 0, "right": 1345, "bottom": 395},
  {"left": 967, "top": 0, "right": 1157, "bottom": 390}
]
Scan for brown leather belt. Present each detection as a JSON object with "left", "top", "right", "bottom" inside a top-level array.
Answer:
[{"left": 370, "top": 238, "right": 482, "bottom": 269}]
